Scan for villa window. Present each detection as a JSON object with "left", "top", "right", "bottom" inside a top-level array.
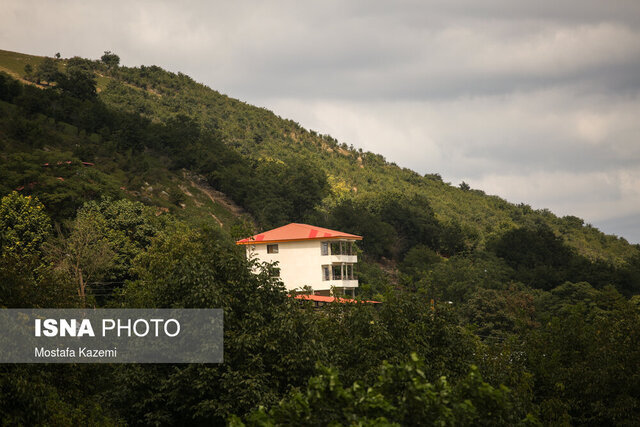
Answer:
[
  {"left": 267, "top": 244, "right": 279, "bottom": 254},
  {"left": 322, "top": 265, "right": 330, "bottom": 281},
  {"left": 321, "top": 242, "right": 329, "bottom": 256}
]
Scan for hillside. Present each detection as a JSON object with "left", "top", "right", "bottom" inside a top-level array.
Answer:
[
  {"left": 1, "top": 48, "right": 639, "bottom": 268},
  {"left": 0, "top": 85, "right": 247, "bottom": 234},
  {"left": 0, "top": 49, "right": 636, "bottom": 264},
  {"left": 102, "top": 62, "right": 638, "bottom": 262},
  {"left": 2, "top": 48, "right": 640, "bottom": 425}
]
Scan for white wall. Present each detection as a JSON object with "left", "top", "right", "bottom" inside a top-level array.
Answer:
[{"left": 245, "top": 240, "right": 358, "bottom": 292}]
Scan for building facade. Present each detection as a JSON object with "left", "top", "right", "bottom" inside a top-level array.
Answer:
[{"left": 236, "top": 223, "right": 362, "bottom": 296}]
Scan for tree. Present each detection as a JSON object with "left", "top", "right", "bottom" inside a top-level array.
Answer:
[
  {"left": 399, "top": 244, "right": 442, "bottom": 279},
  {"left": 23, "top": 64, "right": 34, "bottom": 81},
  {"left": 0, "top": 192, "right": 51, "bottom": 261},
  {"left": 325, "top": 199, "right": 396, "bottom": 259},
  {"left": 489, "top": 224, "right": 574, "bottom": 290},
  {"left": 49, "top": 205, "right": 116, "bottom": 306},
  {"left": 232, "top": 355, "right": 537, "bottom": 426},
  {"left": 101, "top": 51, "right": 120, "bottom": 68},
  {"left": 0, "top": 73, "right": 22, "bottom": 101},
  {"left": 315, "top": 291, "right": 477, "bottom": 387},
  {"left": 0, "top": 192, "right": 52, "bottom": 306},
  {"left": 360, "top": 192, "right": 442, "bottom": 258},
  {"left": 35, "top": 57, "right": 59, "bottom": 85},
  {"left": 421, "top": 252, "right": 515, "bottom": 303},
  {"left": 525, "top": 295, "right": 640, "bottom": 425},
  {"left": 243, "top": 158, "right": 329, "bottom": 228},
  {"left": 461, "top": 286, "right": 538, "bottom": 338},
  {"left": 168, "top": 187, "right": 186, "bottom": 206},
  {"left": 56, "top": 68, "right": 97, "bottom": 100}
]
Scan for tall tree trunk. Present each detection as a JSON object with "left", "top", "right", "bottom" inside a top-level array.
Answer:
[{"left": 76, "top": 265, "right": 86, "bottom": 308}]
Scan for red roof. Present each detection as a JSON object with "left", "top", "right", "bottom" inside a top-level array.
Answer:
[
  {"left": 236, "top": 223, "right": 362, "bottom": 245},
  {"left": 292, "top": 294, "right": 381, "bottom": 304}
]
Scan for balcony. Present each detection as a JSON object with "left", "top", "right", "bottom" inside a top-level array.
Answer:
[
  {"left": 324, "top": 279, "right": 359, "bottom": 288},
  {"left": 323, "top": 241, "right": 357, "bottom": 263},
  {"left": 321, "top": 264, "right": 357, "bottom": 289},
  {"left": 330, "top": 254, "right": 357, "bottom": 263}
]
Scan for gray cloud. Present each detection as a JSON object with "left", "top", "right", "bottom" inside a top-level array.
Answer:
[{"left": 2, "top": 0, "right": 639, "bottom": 242}]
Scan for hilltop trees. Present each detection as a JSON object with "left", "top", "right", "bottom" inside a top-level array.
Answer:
[{"left": 100, "top": 51, "right": 120, "bottom": 68}]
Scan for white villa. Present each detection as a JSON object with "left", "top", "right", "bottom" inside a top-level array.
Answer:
[{"left": 236, "top": 223, "right": 362, "bottom": 296}]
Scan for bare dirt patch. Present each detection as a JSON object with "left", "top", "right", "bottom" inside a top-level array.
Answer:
[
  {"left": 0, "top": 66, "right": 46, "bottom": 88},
  {"left": 182, "top": 170, "right": 255, "bottom": 226}
]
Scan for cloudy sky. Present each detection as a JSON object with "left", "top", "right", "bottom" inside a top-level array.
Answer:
[{"left": 3, "top": 0, "right": 640, "bottom": 242}]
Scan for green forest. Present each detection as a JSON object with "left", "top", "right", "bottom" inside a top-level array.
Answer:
[{"left": 1, "top": 49, "right": 639, "bottom": 425}]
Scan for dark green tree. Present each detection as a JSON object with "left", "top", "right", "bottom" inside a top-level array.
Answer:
[
  {"left": 490, "top": 224, "right": 574, "bottom": 290},
  {"left": 0, "top": 192, "right": 52, "bottom": 306},
  {"left": 0, "top": 72, "right": 22, "bottom": 101},
  {"left": 56, "top": 68, "right": 97, "bottom": 100},
  {"left": 35, "top": 57, "right": 59, "bottom": 85},
  {"left": 23, "top": 64, "right": 34, "bottom": 81},
  {"left": 525, "top": 293, "right": 640, "bottom": 425},
  {"left": 100, "top": 51, "right": 120, "bottom": 68},
  {"left": 325, "top": 198, "right": 397, "bottom": 259},
  {"left": 232, "top": 355, "right": 538, "bottom": 426}
]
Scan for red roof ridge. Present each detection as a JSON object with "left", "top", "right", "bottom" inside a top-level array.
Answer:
[{"left": 236, "top": 223, "right": 362, "bottom": 245}]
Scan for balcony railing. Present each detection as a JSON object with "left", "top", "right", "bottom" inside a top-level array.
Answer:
[
  {"left": 324, "top": 279, "right": 359, "bottom": 288},
  {"left": 330, "top": 254, "right": 357, "bottom": 263}
]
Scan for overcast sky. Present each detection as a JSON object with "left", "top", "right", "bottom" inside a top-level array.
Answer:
[{"left": 3, "top": 0, "right": 640, "bottom": 243}]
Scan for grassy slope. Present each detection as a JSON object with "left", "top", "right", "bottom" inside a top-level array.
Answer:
[
  {"left": 0, "top": 49, "right": 45, "bottom": 82},
  {"left": 1, "top": 48, "right": 636, "bottom": 264},
  {"left": 0, "top": 84, "right": 242, "bottom": 231}
]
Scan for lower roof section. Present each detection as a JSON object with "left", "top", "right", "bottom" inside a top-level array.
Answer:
[{"left": 291, "top": 294, "right": 381, "bottom": 304}]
